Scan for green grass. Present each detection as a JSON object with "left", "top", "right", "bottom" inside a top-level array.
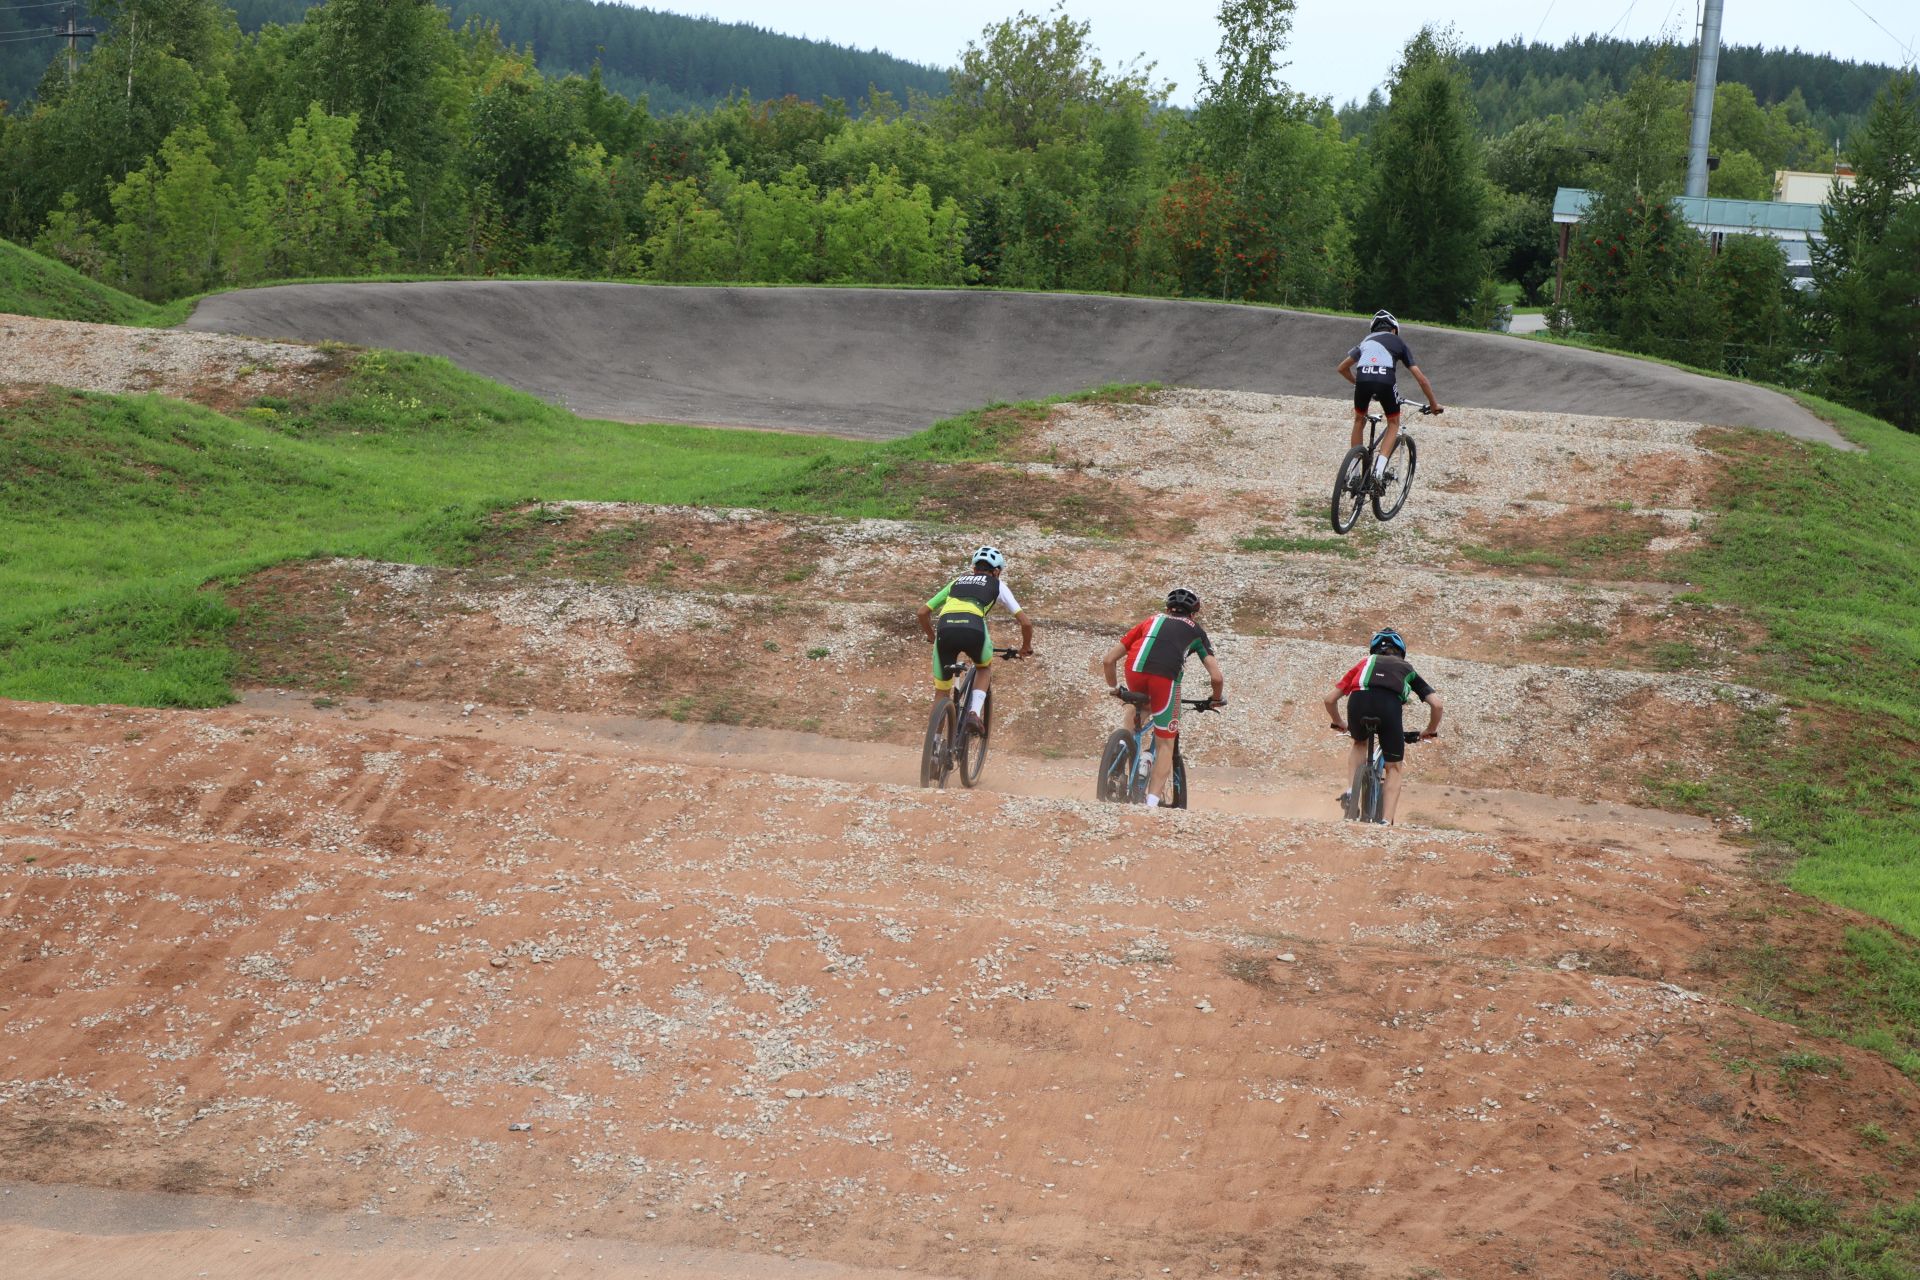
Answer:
[
  {"left": 0, "top": 351, "right": 1147, "bottom": 705},
  {"left": 0, "top": 353, "right": 874, "bottom": 705},
  {"left": 1684, "top": 394, "right": 1920, "bottom": 935},
  {"left": 1235, "top": 532, "right": 1358, "bottom": 557},
  {"left": 1671, "top": 393, "right": 1920, "bottom": 1082},
  {"left": 1698, "top": 1192, "right": 1920, "bottom": 1278},
  {"left": 0, "top": 238, "right": 165, "bottom": 325},
  {"left": 733, "top": 382, "right": 1157, "bottom": 525}
]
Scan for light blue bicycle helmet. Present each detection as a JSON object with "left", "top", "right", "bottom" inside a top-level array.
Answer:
[{"left": 972, "top": 545, "right": 1006, "bottom": 572}]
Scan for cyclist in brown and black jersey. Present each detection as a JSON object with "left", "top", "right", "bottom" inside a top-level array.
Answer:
[{"left": 1324, "top": 626, "right": 1444, "bottom": 825}]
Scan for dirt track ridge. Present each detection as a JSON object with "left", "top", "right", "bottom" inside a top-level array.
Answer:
[{"left": 1, "top": 388, "right": 1906, "bottom": 1278}]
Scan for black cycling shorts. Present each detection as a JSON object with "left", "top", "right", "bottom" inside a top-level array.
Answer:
[
  {"left": 1353, "top": 380, "right": 1400, "bottom": 417},
  {"left": 933, "top": 616, "right": 988, "bottom": 687},
  {"left": 1347, "top": 687, "right": 1408, "bottom": 762}
]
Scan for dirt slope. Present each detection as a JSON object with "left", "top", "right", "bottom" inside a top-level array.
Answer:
[{"left": 1, "top": 390, "right": 1910, "bottom": 1278}]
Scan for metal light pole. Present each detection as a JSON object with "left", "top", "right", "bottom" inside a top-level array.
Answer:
[{"left": 1685, "top": 0, "right": 1725, "bottom": 199}]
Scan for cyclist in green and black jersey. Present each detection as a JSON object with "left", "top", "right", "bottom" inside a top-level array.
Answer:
[
  {"left": 917, "top": 545, "right": 1033, "bottom": 733},
  {"left": 1324, "top": 626, "right": 1444, "bottom": 825},
  {"left": 1100, "top": 588, "right": 1227, "bottom": 809}
]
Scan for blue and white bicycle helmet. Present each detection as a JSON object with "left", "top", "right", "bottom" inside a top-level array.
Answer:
[
  {"left": 1369, "top": 627, "right": 1406, "bottom": 656},
  {"left": 1370, "top": 309, "right": 1399, "bottom": 333},
  {"left": 972, "top": 545, "right": 1006, "bottom": 572}
]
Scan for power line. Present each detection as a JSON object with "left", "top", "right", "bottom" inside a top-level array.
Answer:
[
  {"left": 0, "top": 0, "right": 71, "bottom": 11},
  {"left": 1841, "top": 0, "right": 1918, "bottom": 67},
  {"left": 1605, "top": 0, "right": 1644, "bottom": 40},
  {"left": 1532, "top": 0, "right": 1559, "bottom": 45}
]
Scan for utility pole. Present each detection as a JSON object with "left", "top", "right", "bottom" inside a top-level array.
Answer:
[
  {"left": 1685, "top": 0, "right": 1725, "bottom": 199},
  {"left": 57, "top": 5, "right": 98, "bottom": 83}
]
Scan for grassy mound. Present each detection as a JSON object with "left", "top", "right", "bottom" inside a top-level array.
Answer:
[
  {"left": 0, "top": 238, "right": 164, "bottom": 325},
  {"left": 1676, "top": 396, "right": 1920, "bottom": 1078},
  {"left": 0, "top": 349, "right": 1128, "bottom": 706}
]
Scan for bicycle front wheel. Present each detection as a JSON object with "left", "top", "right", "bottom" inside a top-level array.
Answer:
[
  {"left": 1169, "top": 755, "right": 1190, "bottom": 810},
  {"left": 1331, "top": 446, "right": 1370, "bottom": 534},
  {"left": 1096, "top": 729, "right": 1136, "bottom": 802},
  {"left": 1372, "top": 435, "right": 1417, "bottom": 521},
  {"left": 959, "top": 690, "right": 992, "bottom": 787},
  {"left": 921, "top": 699, "right": 957, "bottom": 788}
]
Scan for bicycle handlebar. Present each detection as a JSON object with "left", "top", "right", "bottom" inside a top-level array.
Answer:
[
  {"left": 1329, "top": 724, "right": 1431, "bottom": 743},
  {"left": 1112, "top": 688, "right": 1224, "bottom": 711}
]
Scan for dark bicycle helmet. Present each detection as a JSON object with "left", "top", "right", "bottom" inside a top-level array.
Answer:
[
  {"left": 972, "top": 545, "right": 1006, "bottom": 572},
  {"left": 1369, "top": 627, "right": 1406, "bottom": 656},
  {"left": 1166, "top": 587, "right": 1201, "bottom": 616},
  {"left": 1370, "top": 309, "right": 1399, "bottom": 333}
]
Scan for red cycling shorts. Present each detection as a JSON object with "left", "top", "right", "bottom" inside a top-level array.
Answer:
[{"left": 1125, "top": 668, "right": 1181, "bottom": 739}]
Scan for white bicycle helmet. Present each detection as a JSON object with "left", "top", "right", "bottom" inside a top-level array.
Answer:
[{"left": 1370, "top": 309, "right": 1399, "bottom": 333}]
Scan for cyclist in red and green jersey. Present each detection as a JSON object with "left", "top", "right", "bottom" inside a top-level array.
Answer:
[
  {"left": 1100, "top": 588, "right": 1226, "bottom": 809},
  {"left": 1324, "top": 626, "right": 1444, "bottom": 825}
]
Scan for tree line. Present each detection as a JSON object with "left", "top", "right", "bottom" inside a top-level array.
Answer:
[
  {"left": 0, "top": 0, "right": 951, "bottom": 117},
  {"left": 1349, "top": 36, "right": 1899, "bottom": 144},
  {"left": 0, "top": 0, "right": 1913, "bottom": 428}
]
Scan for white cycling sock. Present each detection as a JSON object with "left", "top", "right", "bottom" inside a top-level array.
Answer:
[
  {"left": 970, "top": 689, "right": 987, "bottom": 714},
  {"left": 1373, "top": 451, "right": 1388, "bottom": 477},
  {"left": 1145, "top": 794, "right": 1161, "bottom": 808}
]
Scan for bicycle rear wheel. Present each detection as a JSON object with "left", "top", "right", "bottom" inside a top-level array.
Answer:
[
  {"left": 959, "top": 690, "right": 992, "bottom": 787},
  {"left": 920, "top": 698, "right": 957, "bottom": 788},
  {"left": 1362, "top": 756, "right": 1387, "bottom": 823},
  {"left": 1096, "top": 730, "right": 1136, "bottom": 802},
  {"left": 1344, "top": 754, "right": 1369, "bottom": 821},
  {"left": 1371, "top": 435, "right": 1417, "bottom": 521},
  {"left": 1331, "top": 446, "right": 1370, "bottom": 534}
]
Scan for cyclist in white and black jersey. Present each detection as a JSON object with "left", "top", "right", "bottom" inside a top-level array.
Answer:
[{"left": 1336, "top": 310, "right": 1443, "bottom": 487}]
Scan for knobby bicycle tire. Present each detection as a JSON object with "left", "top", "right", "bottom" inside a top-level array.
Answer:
[
  {"left": 1331, "top": 445, "right": 1371, "bottom": 534},
  {"left": 1363, "top": 754, "right": 1387, "bottom": 823},
  {"left": 959, "top": 689, "right": 992, "bottom": 787},
  {"left": 921, "top": 698, "right": 957, "bottom": 789},
  {"left": 1096, "top": 729, "right": 1136, "bottom": 802},
  {"left": 1344, "top": 755, "right": 1370, "bottom": 821},
  {"left": 1372, "top": 435, "right": 1417, "bottom": 521},
  {"left": 1169, "top": 756, "right": 1190, "bottom": 810}
]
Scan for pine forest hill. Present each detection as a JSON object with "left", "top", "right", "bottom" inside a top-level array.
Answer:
[
  {"left": 0, "top": 1, "right": 948, "bottom": 118},
  {"left": 0, "top": 1, "right": 1915, "bottom": 431}
]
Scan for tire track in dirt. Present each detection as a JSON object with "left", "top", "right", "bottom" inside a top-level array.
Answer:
[{"left": 1, "top": 389, "right": 1907, "bottom": 1278}]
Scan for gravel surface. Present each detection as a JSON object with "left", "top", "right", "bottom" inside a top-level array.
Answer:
[{"left": 0, "top": 313, "right": 338, "bottom": 405}]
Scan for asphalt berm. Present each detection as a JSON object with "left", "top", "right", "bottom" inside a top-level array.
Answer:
[{"left": 183, "top": 282, "right": 1845, "bottom": 446}]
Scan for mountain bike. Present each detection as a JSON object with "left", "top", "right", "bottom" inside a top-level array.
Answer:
[
  {"left": 920, "top": 648, "right": 1022, "bottom": 789},
  {"left": 1331, "top": 400, "right": 1440, "bottom": 534},
  {"left": 1340, "top": 716, "right": 1425, "bottom": 823},
  {"left": 1096, "top": 689, "right": 1221, "bottom": 809}
]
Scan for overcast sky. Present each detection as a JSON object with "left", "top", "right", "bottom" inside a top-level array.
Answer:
[{"left": 628, "top": 1, "right": 1918, "bottom": 106}]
